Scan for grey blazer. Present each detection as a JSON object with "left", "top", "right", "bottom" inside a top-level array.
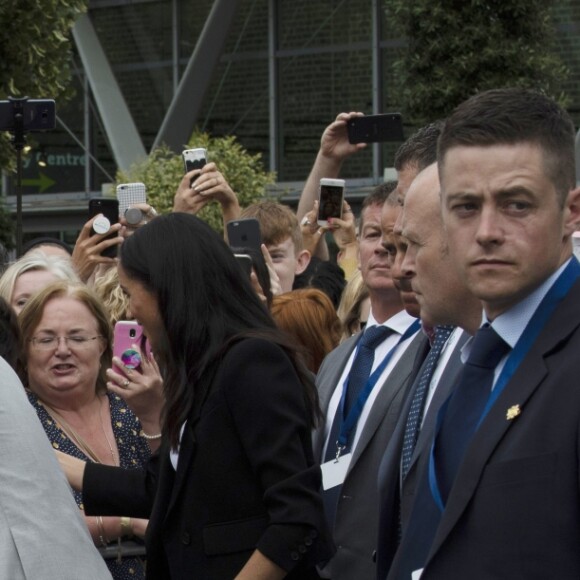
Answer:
[
  {"left": 0, "top": 358, "right": 111, "bottom": 580},
  {"left": 376, "top": 330, "right": 469, "bottom": 579},
  {"left": 314, "top": 330, "right": 426, "bottom": 580}
]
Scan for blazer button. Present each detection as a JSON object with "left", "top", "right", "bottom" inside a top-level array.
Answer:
[
  {"left": 299, "top": 545, "right": 307, "bottom": 553},
  {"left": 309, "top": 530, "right": 318, "bottom": 539},
  {"left": 181, "top": 532, "right": 191, "bottom": 545},
  {"left": 304, "top": 538, "right": 313, "bottom": 546},
  {"left": 291, "top": 551, "right": 300, "bottom": 561}
]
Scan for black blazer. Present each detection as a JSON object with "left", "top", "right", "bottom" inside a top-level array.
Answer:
[
  {"left": 84, "top": 338, "right": 333, "bottom": 579},
  {"left": 388, "top": 280, "right": 580, "bottom": 579}
]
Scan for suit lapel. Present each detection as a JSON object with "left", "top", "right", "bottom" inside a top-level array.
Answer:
[
  {"left": 348, "top": 331, "right": 422, "bottom": 471},
  {"left": 313, "top": 336, "right": 358, "bottom": 458},
  {"left": 427, "top": 285, "right": 580, "bottom": 561},
  {"left": 165, "top": 420, "right": 196, "bottom": 517}
]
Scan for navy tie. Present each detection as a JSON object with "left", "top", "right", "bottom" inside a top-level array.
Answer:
[
  {"left": 401, "top": 325, "right": 454, "bottom": 481},
  {"left": 435, "top": 323, "right": 510, "bottom": 502},
  {"left": 322, "top": 325, "right": 391, "bottom": 530},
  {"left": 396, "top": 324, "right": 510, "bottom": 577}
]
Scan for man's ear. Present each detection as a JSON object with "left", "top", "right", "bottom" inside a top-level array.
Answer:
[
  {"left": 563, "top": 186, "right": 580, "bottom": 238},
  {"left": 295, "top": 249, "right": 311, "bottom": 275}
]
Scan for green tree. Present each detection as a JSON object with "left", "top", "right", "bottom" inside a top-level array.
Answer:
[
  {"left": 387, "top": 0, "right": 568, "bottom": 125},
  {"left": 117, "top": 131, "right": 275, "bottom": 233},
  {"left": 0, "top": 0, "right": 87, "bottom": 171}
]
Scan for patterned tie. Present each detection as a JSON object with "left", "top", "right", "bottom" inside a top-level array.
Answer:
[
  {"left": 400, "top": 325, "right": 454, "bottom": 481},
  {"left": 435, "top": 323, "right": 510, "bottom": 502}
]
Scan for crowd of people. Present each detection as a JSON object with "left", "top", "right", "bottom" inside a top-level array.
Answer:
[{"left": 1, "top": 86, "right": 580, "bottom": 579}]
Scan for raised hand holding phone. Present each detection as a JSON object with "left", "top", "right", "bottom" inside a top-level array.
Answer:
[
  {"left": 107, "top": 321, "right": 163, "bottom": 449},
  {"left": 72, "top": 210, "right": 123, "bottom": 283}
]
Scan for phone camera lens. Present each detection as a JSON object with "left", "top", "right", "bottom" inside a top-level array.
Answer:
[{"left": 129, "top": 329, "right": 136, "bottom": 338}]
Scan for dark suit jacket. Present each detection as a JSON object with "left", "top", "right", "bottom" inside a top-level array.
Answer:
[
  {"left": 388, "top": 281, "right": 580, "bottom": 579},
  {"left": 376, "top": 330, "right": 468, "bottom": 579},
  {"left": 314, "top": 328, "right": 427, "bottom": 579},
  {"left": 84, "top": 338, "right": 334, "bottom": 579}
]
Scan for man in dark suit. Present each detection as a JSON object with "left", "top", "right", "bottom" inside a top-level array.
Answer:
[
  {"left": 314, "top": 187, "right": 424, "bottom": 580},
  {"left": 390, "top": 88, "right": 580, "bottom": 579},
  {"left": 376, "top": 162, "right": 481, "bottom": 579}
]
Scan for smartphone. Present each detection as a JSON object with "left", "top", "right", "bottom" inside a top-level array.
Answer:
[
  {"left": 113, "top": 321, "right": 151, "bottom": 374},
  {"left": 347, "top": 113, "right": 404, "bottom": 144},
  {"left": 88, "top": 198, "right": 120, "bottom": 259},
  {"left": 0, "top": 98, "right": 56, "bottom": 132},
  {"left": 227, "top": 218, "right": 262, "bottom": 252},
  {"left": 318, "top": 178, "right": 345, "bottom": 226},
  {"left": 116, "top": 182, "right": 147, "bottom": 216},
  {"left": 234, "top": 254, "right": 253, "bottom": 277},
  {"left": 182, "top": 148, "right": 207, "bottom": 173}
]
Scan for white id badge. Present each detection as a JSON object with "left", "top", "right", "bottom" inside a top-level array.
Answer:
[
  {"left": 411, "top": 569, "right": 424, "bottom": 580},
  {"left": 321, "top": 452, "right": 352, "bottom": 490}
]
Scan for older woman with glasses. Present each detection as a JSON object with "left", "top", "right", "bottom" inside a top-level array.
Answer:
[{"left": 18, "top": 281, "right": 151, "bottom": 580}]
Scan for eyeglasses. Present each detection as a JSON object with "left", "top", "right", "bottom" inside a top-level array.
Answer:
[{"left": 29, "top": 335, "right": 103, "bottom": 351}]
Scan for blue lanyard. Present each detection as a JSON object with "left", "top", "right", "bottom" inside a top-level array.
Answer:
[
  {"left": 428, "top": 258, "right": 580, "bottom": 511},
  {"left": 335, "top": 319, "right": 421, "bottom": 453}
]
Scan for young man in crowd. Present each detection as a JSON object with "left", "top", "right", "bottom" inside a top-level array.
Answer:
[{"left": 241, "top": 200, "right": 311, "bottom": 294}]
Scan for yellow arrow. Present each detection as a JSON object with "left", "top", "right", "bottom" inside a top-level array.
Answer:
[{"left": 22, "top": 173, "right": 56, "bottom": 193}]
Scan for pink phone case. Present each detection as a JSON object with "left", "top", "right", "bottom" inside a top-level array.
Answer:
[{"left": 112, "top": 321, "right": 151, "bottom": 374}]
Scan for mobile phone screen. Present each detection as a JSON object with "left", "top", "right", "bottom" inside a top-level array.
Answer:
[{"left": 319, "top": 185, "right": 344, "bottom": 221}]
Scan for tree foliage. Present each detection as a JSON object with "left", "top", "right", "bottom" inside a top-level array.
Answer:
[
  {"left": 117, "top": 132, "right": 275, "bottom": 233},
  {"left": 0, "top": 0, "right": 87, "bottom": 172},
  {"left": 386, "top": 0, "right": 569, "bottom": 125}
]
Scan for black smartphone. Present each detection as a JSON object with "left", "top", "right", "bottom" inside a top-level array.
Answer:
[
  {"left": 347, "top": 113, "right": 404, "bottom": 144},
  {"left": 226, "top": 218, "right": 262, "bottom": 252},
  {"left": 234, "top": 254, "right": 253, "bottom": 277},
  {"left": 88, "top": 198, "right": 120, "bottom": 259},
  {"left": 0, "top": 99, "right": 56, "bottom": 132}
]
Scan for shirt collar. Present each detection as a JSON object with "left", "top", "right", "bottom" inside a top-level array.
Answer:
[
  {"left": 367, "top": 308, "right": 418, "bottom": 336},
  {"left": 461, "top": 258, "right": 572, "bottom": 362},
  {"left": 485, "top": 258, "right": 572, "bottom": 348}
]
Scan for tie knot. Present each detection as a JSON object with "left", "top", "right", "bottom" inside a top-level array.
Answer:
[
  {"left": 359, "top": 325, "right": 391, "bottom": 350},
  {"left": 432, "top": 325, "right": 454, "bottom": 347},
  {"left": 468, "top": 324, "right": 510, "bottom": 369}
]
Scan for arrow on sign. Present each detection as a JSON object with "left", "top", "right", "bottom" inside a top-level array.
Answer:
[{"left": 22, "top": 173, "right": 56, "bottom": 193}]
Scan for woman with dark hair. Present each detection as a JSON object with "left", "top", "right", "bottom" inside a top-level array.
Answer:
[{"left": 59, "top": 212, "right": 333, "bottom": 579}]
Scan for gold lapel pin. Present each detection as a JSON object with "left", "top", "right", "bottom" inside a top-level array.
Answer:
[{"left": 506, "top": 405, "right": 521, "bottom": 420}]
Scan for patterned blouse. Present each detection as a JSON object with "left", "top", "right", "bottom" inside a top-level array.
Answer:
[{"left": 27, "top": 390, "right": 151, "bottom": 580}]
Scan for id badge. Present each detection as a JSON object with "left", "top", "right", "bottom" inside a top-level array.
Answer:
[{"left": 321, "top": 452, "right": 352, "bottom": 490}]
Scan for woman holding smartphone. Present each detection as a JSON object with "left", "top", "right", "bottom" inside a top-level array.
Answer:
[{"left": 59, "top": 212, "right": 333, "bottom": 579}]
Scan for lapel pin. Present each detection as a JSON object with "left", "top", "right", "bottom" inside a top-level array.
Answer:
[{"left": 506, "top": 404, "right": 521, "bottom": 420}]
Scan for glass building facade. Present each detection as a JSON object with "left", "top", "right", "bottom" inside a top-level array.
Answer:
[{"left": 3, "top": 0, "right": 580, "bottom": 244}]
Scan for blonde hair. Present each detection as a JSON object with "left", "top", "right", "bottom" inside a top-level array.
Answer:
[
  {"left": 0, "top": 251, "right": 79, "bottom": 307},
  {"left": 18, "top": 281, "right": 113, "bottom": 393},
  {"left": 271, "top": 288, "right": 341, "bottom": 373},
  {"left": 337, "top": 270, "right": 370, "bottom": 341},
  {"left": 92, "top": 266, "right": 130, "bottom": 326}
]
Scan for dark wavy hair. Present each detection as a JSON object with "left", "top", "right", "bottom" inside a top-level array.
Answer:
[{"left": 119, "top": 213, "right": 320, "bottom": 448}]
